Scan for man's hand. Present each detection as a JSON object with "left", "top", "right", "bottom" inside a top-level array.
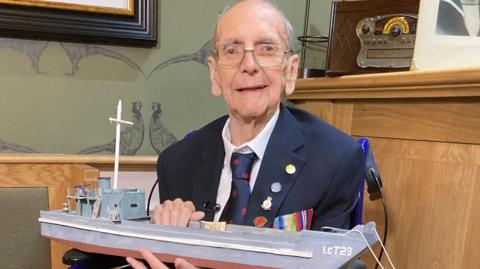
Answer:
[
  {"left": 129, "top": 199, "right": 205, "bottom": 268},
  {"left": 153, "top": 198, "right": 205, "bottom": 226},
  {"left": 126, "top": 247, "right": 199, "bottom": 269}
]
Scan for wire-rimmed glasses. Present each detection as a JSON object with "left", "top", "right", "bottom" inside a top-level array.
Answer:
[{"left": 213, "top": 43, "right": 290, "bottom": 67}]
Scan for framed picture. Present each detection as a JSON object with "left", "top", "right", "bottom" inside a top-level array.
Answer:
[
  {"left": 0, "top": 0, "right": 157, "bottom": 47},
  {"left": 412, "top": 0, "right": 480, "bottom": 70},
  {"left": 0, "top": 0, "right": 135, "bottom": 16}
]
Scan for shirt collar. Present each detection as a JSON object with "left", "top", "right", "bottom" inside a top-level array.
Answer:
[{"left": 222, "top": 108, "right": 280, "bottom": 162}]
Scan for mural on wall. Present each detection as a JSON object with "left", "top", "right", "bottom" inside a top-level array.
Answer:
[
  {"left": 0, "top": 37, "right": 211, "bottom": 155},
  {"left": 148, "top": 39, "right": 212, "bottom": 78},
  {"left": 78, "top": 101, "right": 145, "bottom": 156},
  {"left": 0, "top": 38, "right": 144, "bottom": 76},
  {"left": 0, "top": 37, "right": 211, "bottom": 78},
  {"left": 59, "top": 42, "right": 145, "bottom": 76},
  {"left": 0, "top": 99, "right": 181, "bottom": 155},
  {"left": 0, "top": 138, "right": 38, "bottom": 154},
  {"left": 76, "top": 101, "right": 178, "bottom": 156},
  {"left": 0, "top": 38, "right": 49, "bottom": 74},
  {"left": 149, "top": 102, "right": 177, "bottom": 155},
  {"left": 0, "top": 0, "right": 311, "bottom": 156}
]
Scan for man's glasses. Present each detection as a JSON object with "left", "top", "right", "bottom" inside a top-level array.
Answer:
[{"left": 213, "top": 43, "right": 290, "bottom": 67}]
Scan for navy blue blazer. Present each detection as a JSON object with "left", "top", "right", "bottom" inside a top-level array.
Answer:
[{"left": 157, "top": 105, "right": 363, "bottom": 230}]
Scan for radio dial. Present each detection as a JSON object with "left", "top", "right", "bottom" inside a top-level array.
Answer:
[
  {"left": 361, "top": 24, "right": 370, "bottom": 34},
  {"left": 390, "top": 24, "right": 401, "bottom": 37}
]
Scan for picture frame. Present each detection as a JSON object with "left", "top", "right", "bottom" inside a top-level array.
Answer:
[
  {"left": 0, "top": 0, "right": 157, "bottom": 47},
  {"left": 412, "top": 0, "right": 480, "bottom": 70},
  {"left": 0, "top": 0, "right": 135, "bottom": 16}
]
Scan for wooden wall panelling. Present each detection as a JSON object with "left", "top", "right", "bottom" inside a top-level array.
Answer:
[
  {"left": 461, "top": 168, "right": 480, "bottom": 268},
  {"left": 290, "top": 68, "right": 480, "bottom": 269},
  {"left": 364, "top": 138, "right": 480, "bottom": 268},
  {"left": 332, "top": 101, "right": 354, "bottom": 134},
  {"left": 295, "top": 100, "right": 335, "bottom": 125},
  {"left": 351, "top": 98, "right": 480, "bottom": 144},
  {"left": 294, "top": 100, "right": 354, "bottom": 134}
]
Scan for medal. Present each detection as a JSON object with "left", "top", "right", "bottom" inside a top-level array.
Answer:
[
  {"left": 261, "top": 197, "right": 272, "bottom": 211},
  {"left": 285, "top": 164, "right": 296, "bottom": 174}
]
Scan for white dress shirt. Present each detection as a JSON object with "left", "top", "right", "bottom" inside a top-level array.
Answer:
[{"left": 214, "top": 109, "right": 280, "bottom": 221}]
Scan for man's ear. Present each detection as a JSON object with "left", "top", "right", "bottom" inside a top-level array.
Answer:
[
  {"left": 208, "top": 56, "right": 222, "bottom": 96},
  {"left": 284, "top": 54, "right": 299, "bottom": 96}
]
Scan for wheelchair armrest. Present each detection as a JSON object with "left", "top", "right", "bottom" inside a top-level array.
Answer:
[{"left": 63, "top": 249, "right": 128, "bottom": 269}]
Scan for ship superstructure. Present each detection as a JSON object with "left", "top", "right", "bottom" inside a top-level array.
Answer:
[{"left": 66, "top": 177, "right": 145, "bottom": 221}]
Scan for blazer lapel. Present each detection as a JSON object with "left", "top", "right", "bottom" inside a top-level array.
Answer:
[
  {"left": 191, "top": 130, "right": 225, "bottom": 221},
  {"left": 245, "top": 106, "right": 306, "bottom": 228}
]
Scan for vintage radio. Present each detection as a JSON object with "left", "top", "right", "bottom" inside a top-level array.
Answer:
[{"left": 325, "top": 0, "right": 419, "bottom": 76}]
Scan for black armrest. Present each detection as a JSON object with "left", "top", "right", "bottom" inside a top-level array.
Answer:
[{"left": 63, "top": 249, "right": 129, "bottom": 269}]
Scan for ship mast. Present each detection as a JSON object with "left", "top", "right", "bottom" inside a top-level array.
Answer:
[{"left": 109, "top": 100, "right": 133, "bottom": 189}]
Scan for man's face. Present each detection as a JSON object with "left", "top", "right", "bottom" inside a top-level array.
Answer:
[{"left": 208, "top": 1, "right": 298, "bottom": 122}]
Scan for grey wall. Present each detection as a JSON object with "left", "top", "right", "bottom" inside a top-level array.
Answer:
[{"left": 0, "top": 0, "right": 332, "bottom": 156}]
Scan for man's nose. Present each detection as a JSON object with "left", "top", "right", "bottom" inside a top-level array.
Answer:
[{"left": 240, "top": 49, "right": 259, "bottom": 74}]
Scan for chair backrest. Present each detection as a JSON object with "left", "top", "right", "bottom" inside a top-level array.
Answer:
[
  {"left": 0, "top": 188, "right": 51, "bottom": 269},
  {"left": 0, "top": 161, "right": 100, "bottom": 268},
  {"left": 349, "top": 138, "right": 369, "bottom": 228},
  {"left": 350, "top": 137, "right": 383, "bottom": 228}
]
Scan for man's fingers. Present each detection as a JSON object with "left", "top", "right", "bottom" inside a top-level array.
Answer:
[
  {"left": 153, "top": 204, "right": 162, "bottom": 224},
  {"left": 126, "top": 257, "right": 148, "bottom": 269},
  {"left": 153, "top": 199, "right": 203, "bottom": 226},
  {"left": 173, "top": 199, "right": 195, "bottom": 226},
  {"left": 176, "top": 206, "right": 189, "bottom": 227},
  {"left": 174, "top": 258, "right": 199, "bottom": 269},
  {"left": 138, "top": 247, "right": 170, "bottom": 269},
  {"left": 190, "top": 211, "right": 205, "bottom": 222},
  {"left": 182, "top": 200, "right": 196, "bottom": 212},
  {"left": 160, "top": 203, "right": 171, "bottom": 226},
  {"left": 169, "top": 204, "right": 181, "bottom": 226}
]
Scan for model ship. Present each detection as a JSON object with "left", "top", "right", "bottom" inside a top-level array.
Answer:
[
  {"left": 40, "top": 173, "right": 379, "bottom": 269},
  {"left": 39, "top": 101, "right": 379, "bottom": 268}
]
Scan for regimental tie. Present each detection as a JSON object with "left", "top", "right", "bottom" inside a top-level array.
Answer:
[{"left": 221, "top": 152, "right": 257, "bottom": 225}]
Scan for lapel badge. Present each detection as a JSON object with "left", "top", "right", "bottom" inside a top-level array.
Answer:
[
  {"left": 271, "top": 182, "right": 282, "bottom": 193},
  {"left": 261, "top": 196, "right": 272, "bottom": 211},
  {"left": 253, "top": 216, "right": 267, "bottom": 228},
  {"left": 285, "top": 164, "right": 296, "bottom": 175}
]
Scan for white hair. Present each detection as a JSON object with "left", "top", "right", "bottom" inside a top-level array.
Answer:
[{"left": 213, "top": 0, "right": 295, "bottom": 50}]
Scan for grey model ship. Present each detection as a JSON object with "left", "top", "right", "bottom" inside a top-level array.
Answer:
[{"left": 39, "top": 177, "right": 378, "bottom": 269}]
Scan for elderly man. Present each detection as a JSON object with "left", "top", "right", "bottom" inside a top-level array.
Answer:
[{"left": 128, "top": 0, "right": 363, "bottom": 268}]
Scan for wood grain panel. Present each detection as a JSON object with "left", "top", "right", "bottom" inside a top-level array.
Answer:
[
  {"left": 362, "top": 138, "right": 480, "bottom": 268},
  {"left": 351, "top": 98, "right": 480, "bottom": 144},
  {"left": 294, "top": 100, "right": 355, "bottom": 134},
  {"left": 332, "top": 101, "right": 354, "bottom": 134},
  {"left": 461, "top": 167, "right": 480, "bottom": 267},
  {"left": 290, "top": 69, "right": 480, "bottom": 269},
  {"left": 295, "top": 100, "right": 334, "bottom": 125},
  {"left": 0, "top": 164, "right": 71, "bottom": 187}
]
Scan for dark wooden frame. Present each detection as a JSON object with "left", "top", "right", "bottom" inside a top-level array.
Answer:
[{"left": 0, "top": 0, "right": 157, "bottom": 47}]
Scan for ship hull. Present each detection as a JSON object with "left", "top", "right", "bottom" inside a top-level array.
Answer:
[{"left": 40, "top": 210, "right": 378, "bottom": 269}]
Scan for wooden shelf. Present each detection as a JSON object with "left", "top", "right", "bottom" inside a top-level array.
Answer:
[
  {"left": 0, "top": 154, "right": 157, "bottom": 165},
  {"left": 291, "top": 67, "right": 480, "bottom": 100}
]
